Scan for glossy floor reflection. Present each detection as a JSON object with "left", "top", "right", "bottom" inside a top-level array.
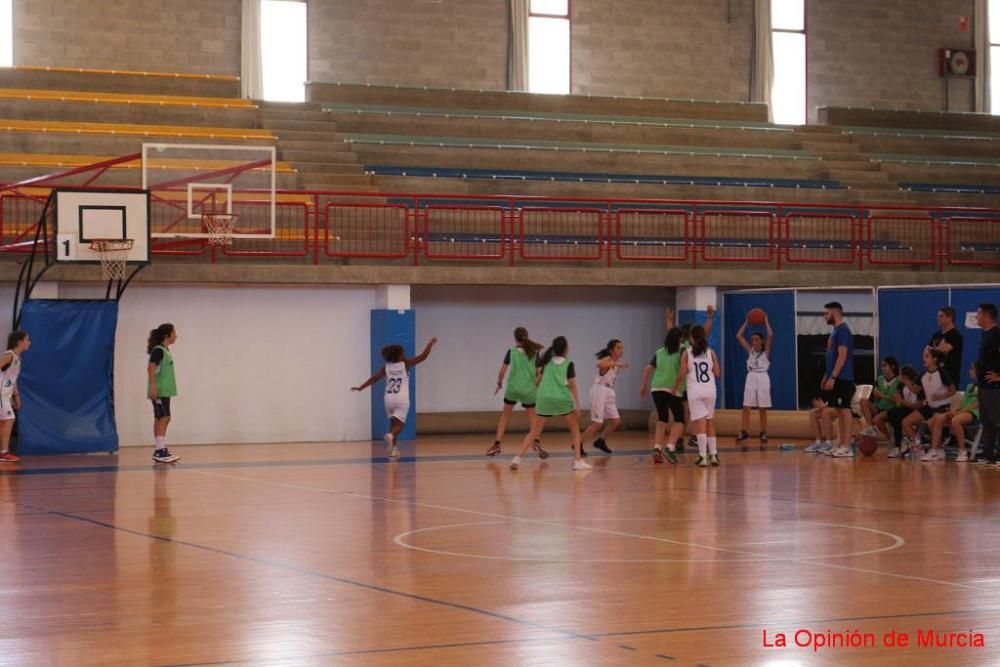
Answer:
[{"left": 1, "top": 434, "right": 998, "bottom": 666}]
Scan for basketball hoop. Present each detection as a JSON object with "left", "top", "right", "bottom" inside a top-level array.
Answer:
[
  {"left": 202, "top": 212, "right": 238, "bottom": 246},
  {"left": 89, "top": 239, "right": 134, "bottom": 281}
]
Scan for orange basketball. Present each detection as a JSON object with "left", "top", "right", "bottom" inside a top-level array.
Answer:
[
  {"left": 747, "top": 308, "right": 766, "bottom": 325},
  {"left": 859, "top": 434, "right": 878, "bottom": 457}
]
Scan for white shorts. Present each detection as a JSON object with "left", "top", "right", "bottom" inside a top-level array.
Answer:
[
  {"left": 589, "top": 385, "right": 620, "bottom": 423},
  {"left": 688, "top": 394, "right": 716, "bottom": 422},
  {"left": 743, "top": 372, "right": 772, "bottom": 409},
  {"left": 384, "top": 399, "right": 410, "bottom": 424},
  {"left": 0, "top": 395, "right": 14, "bottom": 421}
]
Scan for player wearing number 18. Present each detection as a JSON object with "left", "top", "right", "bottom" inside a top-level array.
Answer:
[
  {"left": 673, "top": 325, "right": 721, "bottom": 467},
  {"left": 352, "top": 338, "right": 437, "bottom": 458}
]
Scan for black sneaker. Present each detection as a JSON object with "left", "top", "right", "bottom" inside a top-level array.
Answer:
[
  {"left": 735, "top": 430, "right": 749, "bottom": 443},
  {"left": 486, "top": 441, "right": 502, "bottom": 457},
  {"left": 675, "top": 437, "right": 685, "bottom": 453},
  {"left": 573, "top": 443, "right": 589, "bottom": 457},
  {"left": 759, "top": 431, "right": 769, "bottom": 442},
  {"left": 664, "top": 448, "right": 678, "bottom": 464},
  {"left": 652, "top": 448, "right": 665, "bottom": 464},
  {"left": 593, "top": 438, "right": 612, "bottom": 454},
  {"left": 532, "top": 441, "right": 549, "bottom": 460},
  {"left": 152, "top": 448, "right": 180, "bottom": 464},
  {"left": 688, "top": 435, "right": 698, "bottom": 449}
]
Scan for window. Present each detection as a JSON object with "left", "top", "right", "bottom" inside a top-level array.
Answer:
[
  {"left": 260, "top": 0, "right": 307, "bottom": 102},
  {"left": 0, "top": 0, "right": 12, "bottom": 67},
  {"left": 771, "top": 0, "right": 806, "bottom": 125},
  {"left": 528, "top": 0, "right": 570, "bottom": 95},
  {"left": 991, "top": 0, "right": 1000, "bottom": 114}
]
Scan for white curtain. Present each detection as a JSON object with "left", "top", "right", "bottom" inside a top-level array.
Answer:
[
  {"left": 241, "top": 0, "right": 263, "bottom": 100},
  {"left": 508, "top": 0, "right": 529, "bottom": 92},
  {"left": 751, "top": 0, "right": 774, "bottom": 121},
  {"left": 975, "top": 0, "right": 991, "bottom": 113}
]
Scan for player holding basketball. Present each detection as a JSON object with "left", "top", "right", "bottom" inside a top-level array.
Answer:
[
  {"left": 352, "top": 338, "right": 437, "bottom": 458},
  {"left": 735, "top": 312, "right": 773, "bottom": 447},
  {"left": 509, "top": 336, "right": 590, "bottom": 471},
  {"left": 487, "top": 327, "right": 548, "bottom": 459},
  {"left": 673, "top": 325, "right": 721, "bottom": 467},
  {"left": 0, "top": 331, "right": 30, "bottom": 463},
  {"left": 581, "top": 339, "right": 628, "bottom": 455},
  {"left": 148, "top": 323, "right": 180, "bottom": 464}
]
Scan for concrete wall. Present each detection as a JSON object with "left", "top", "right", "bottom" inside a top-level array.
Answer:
[
  {"left": 307, "top": 0, "right": 509, "bottom": 89},
  {"left": 571, "top": 0, "right": 752, "bottom": 100},
  {"left": 413, "top": 285, "right": 674, "bottom": 413},
  {"left": 13, "top": 0, "right": 241, "bottom": 75},
  {"left": 806, "top": 0, "right": 976, "bottom": 118}
]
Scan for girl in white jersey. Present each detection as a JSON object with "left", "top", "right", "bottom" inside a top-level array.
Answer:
[
  {"left": 0, "top": 331, "right": 30, "bottom": 463},
  {"left": 581, "top": 339, "right": 629, "bottom": 455},
  {"left": 352, "top": 338, "right": 437, "bottom": 458},
  {"left": 673, "top": 325, "right": 720, "bottom": 467},
  {"left": 735, "top": 313, "right": 773, "bottom": 448}
]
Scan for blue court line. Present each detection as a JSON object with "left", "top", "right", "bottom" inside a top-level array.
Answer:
[
  {"left": 42, "top": 507, "right": 591, "bottom": 642},
  {"left": 594, "top": 606, "right": 1000, "bottom": 638}
]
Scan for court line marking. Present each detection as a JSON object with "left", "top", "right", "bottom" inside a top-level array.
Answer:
[
  {"left": 39, "top": 507, "right": 590, "bottom": 641},
  {"left": 392, "top": 519, "right": 906, "bottom": 563},
  {"left": 185, "top": 469, "right": 978, "bottom": 591}
]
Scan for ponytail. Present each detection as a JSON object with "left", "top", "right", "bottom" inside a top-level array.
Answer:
[
  {"left": 596, "top": 338, "right": 621, "bottom": 359},
  {"left": 541, "top": 336, "right": 568, "bottom": 366},
  {"left": 514, "top": 326, "right": 543, "bottom": 359},
  {"left": 689, "top": 325, "right": 708, "bottom": 357},
  {"left": 147, "top": 323, "right": 175, "bottom": 354}
]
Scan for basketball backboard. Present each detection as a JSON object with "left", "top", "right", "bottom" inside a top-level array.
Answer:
[{"left": 53, "top": 188, "right": 150, "bottom": 265}]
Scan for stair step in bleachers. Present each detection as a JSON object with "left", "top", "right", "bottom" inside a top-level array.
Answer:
[
  {"left": 307, "top": 82, "right": 769, "bottom": 122},
  {"left": 0, "top": 88, "right": 255, "bottom": 110},
  {"left": 0, "top": 66, "right": 241, "bottom": 98},
  {"left": 818, "top": 106, "right": 1000, "bottom": 134},
  {"left": 0, "top": 119, "right": 274, "bottom": 141}
]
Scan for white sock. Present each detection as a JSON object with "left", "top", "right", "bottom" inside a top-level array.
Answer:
[
  {"left": 666, "top": 442, "right": 676, "bottom": 452},
  {"left": 708, "top": 437, "right": 718, "bottom": 455},
  {"left": 654, "top": 443, "right": 663, "bottom": 450},
  {"left": 697, "top": 434, "right": 708, "bottom": 457},
  {"left": 154, "top": 436, "right": 165, "bottom": 449},
  {"left": 511, "top": 455, "right": 521, "bottom": 463}
]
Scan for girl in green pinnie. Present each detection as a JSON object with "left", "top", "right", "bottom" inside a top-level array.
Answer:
[
  {"left": 487, "top": 327, "right": 548, "bottom": 459},
  {"left": 148, "top": 323, "right": 180, "bottom": 464},
  {"left": 510, "top": 336, "right": 590, "bottom": 471}
]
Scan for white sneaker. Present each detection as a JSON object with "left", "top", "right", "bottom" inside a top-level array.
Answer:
[
  {"left": 861, "top": 426, "right": 878, "bottom": 437},
  {"left": 383, "top": 433, "right": 395, "bottom": 455},
  {"left": 956, "top": 451, "right": 970, "bottom": 463},
  {"left": 920, "top": 450, "right": 945, "bottom": 462},
  {"left": 818, "top": 442, "right": 834, "bottom": 454},
  {"left": 831, "top": 446, "right": 854, "bottom": 458},
  {"left": 389, "top": 447, "right": 400, "bottom": 458},
  {"left": 805, "top": 441, "right": 824, "bottom": 453},
  {"left": 509, "top": 456, "right": 521, "bottom": 470},
  {"left": 887, "top": 447, "right": 902, "bottom": 458},
  {"left": 572, "top": 459, "right": 592, "bottom": 471}
]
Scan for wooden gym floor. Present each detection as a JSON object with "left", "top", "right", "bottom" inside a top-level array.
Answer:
[{"left": 1, "top": 433, "right": 998, "bottom": 666}]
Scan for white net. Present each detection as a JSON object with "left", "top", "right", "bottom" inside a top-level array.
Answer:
[
  {"left": 89, "top": 239, "right": 134, "bottom": 281},
  {"left": 202, "top": 213, "right": 238, "bottom": 246}
]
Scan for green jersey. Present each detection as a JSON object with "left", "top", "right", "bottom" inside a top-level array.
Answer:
[
  {"left": 874, "top": 375, "right": 900, "bottom": 410},
  {"left": 150, "top": 345, "right": 177, "bottom": 398},
  {"left": 536, "top": 357, "right": 575, "bottom": 416},
  {"left": 504, "top": 346, "right": 538, "bottom": 405},
  {"left": 958, "top": 383, "right": 979, "bottom": 419},
  {"left": 650, "top": 347, "right": 684, "bottom": 393}
]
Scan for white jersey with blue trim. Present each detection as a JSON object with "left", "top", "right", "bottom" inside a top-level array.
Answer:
[
  {"left": 384, "top": 361, "right": 409, "bottom": 405},
  {"left": 686, "top": 349, "right": 716, "bottom": 400},
  {"left": 0, "top": 350, "right": 21, "bottom": 398}
]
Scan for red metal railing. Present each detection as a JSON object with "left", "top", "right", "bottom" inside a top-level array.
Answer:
[{"left": 2, "top": 186, "right": 1000, "bottom": 271}]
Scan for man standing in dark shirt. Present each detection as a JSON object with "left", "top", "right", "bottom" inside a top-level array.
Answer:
[
  {"left": 975, "top": 303, "right": 1000, "bottom": 465},
  {"left": 927, "top": 307, "right": 963, "bottom": 386}
]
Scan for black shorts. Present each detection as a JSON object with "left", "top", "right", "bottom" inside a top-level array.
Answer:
[
  {"left": 503, "top": 399, "right": 535, "bottom": 409},
  {"left": 918, "top": 404, "right": 949, "bottom": 420},
  {"left": 652, "top": 391, "right": 685, "bottom": 424},
  {"left": 152, "top": 398, "right": 171, "bottom": 419},
  {"left": 821, "top": 380, "right": 856, "bottom": 410}
]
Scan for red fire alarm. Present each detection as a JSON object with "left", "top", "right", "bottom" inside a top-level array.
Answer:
[{"left": 960, "top": 16, "right": 969, "bottom": 32}]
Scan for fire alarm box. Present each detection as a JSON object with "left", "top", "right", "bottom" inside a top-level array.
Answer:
[{"left": 939, "top": 48, "right": 976, "bottom": 77}]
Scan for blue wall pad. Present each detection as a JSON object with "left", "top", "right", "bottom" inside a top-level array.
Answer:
[
  {"left": 18, "top": 299, "right": 120, "bottom": 455},
  {"left": 722, "top": 292, "right": 796, "bottom": 410},
  {"left": 370, "top": 309, "right": 417, "bottom": 442},
  {"left": 877, "top": 288, "right": 950, "bottom": 372}
]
